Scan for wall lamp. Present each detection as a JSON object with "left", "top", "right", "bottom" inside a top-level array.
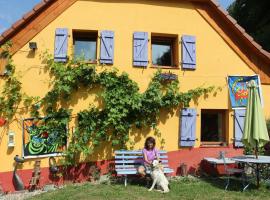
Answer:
[{"left": 29, "top": 42, "right": 38, "bottom": 50}]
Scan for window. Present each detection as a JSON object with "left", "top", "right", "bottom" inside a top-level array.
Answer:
[
  {"left": 151, "top": 34, "right": 178, "bottom": 67},
  {"left": 73, "top": 31, "right": 98, "bottom": 62},
  {"left": 201, "top": 110, "right": 227, "bottom": 146}
]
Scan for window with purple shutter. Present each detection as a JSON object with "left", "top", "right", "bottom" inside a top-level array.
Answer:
[
  {"left": 179, "top": 108, "right": 197, "bottom": 147},
  {"left": 182, "top": 35, "right": 196, "bottom": 70},
  {"left": 54, "top": 28, "right": 68, "bottom": 62},
  {"left": 133, "top": 32, "right": 148, "bottom": 67},
  {"left": 100, "top": 30, "right": 114, "bottom": 64},
  {"left": 234, "top": 109, "right": 246, "bottom": 147}
]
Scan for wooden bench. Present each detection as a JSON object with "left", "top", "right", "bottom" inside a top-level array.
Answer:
[{"left": 115, "top": 150, "right": 174, "bottom": 186}]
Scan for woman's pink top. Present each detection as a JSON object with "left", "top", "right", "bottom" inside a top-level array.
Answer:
[{"left": 142, "top": 148, "right": 159, "bottom": 165}]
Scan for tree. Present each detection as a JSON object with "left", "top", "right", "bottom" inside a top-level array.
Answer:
[{"left": 228, "top": 0, "right": 270, "bottom": 52}]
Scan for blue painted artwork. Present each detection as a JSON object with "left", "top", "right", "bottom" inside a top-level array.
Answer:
[{"left": 228, "top": 75, "right": 263, "bottom": 108}]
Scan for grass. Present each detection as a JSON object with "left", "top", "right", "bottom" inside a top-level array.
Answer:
[{"left": 30, "top": 177, "right": 270, "bottom": 200}]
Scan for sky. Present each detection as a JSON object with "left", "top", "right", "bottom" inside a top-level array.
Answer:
[
  {"left": 0, "top": 0, "right": 235, "bottom": 34},
  {"left": 0, "top": 0, "right": 41, "bottom": 34},
  {"left": 219, "top": 0, "right": 235, "bottom": 10}
]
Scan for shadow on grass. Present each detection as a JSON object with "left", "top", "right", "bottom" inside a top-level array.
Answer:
[
  {"left": 112, "top": 174, "right": 261, "bottom": 193},
  {"left": 200, "top": 176, "right": 258, "bottom": 192},
  {"left": 111, "top": 175, "right": 153, "bottom": 189}
]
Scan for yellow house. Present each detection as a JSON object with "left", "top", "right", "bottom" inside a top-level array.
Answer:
[{"left": 0, "top": 0, "right": 270, "bottom": 192}]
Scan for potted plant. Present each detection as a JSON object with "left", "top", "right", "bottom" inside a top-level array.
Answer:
[{"left": 89, "top": 164, "right": 101, "bottom": 182}]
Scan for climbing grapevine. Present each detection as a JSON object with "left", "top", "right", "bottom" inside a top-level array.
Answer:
[{"left": 0, "top": 44, "right": 218, "bottom": 165}]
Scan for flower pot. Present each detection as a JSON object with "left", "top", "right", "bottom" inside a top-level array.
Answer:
[{"left": 0, "top": 118, "right": 6, "bottom": 127}]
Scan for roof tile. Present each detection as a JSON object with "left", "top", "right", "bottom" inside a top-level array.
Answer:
[
  {"left": 227, "top": 15, "right": 237, "bottom": 25},
  {"left": 213, "top": 3, "right": 270, "bottom": 59},
  {"left": 243, "top": 32, "right": 254, "bottom": 42},
  {"left": 0, "top": 0, "right": 54, "bottom": 41},
  {"left": 217, "top": 6, "right": 229, "bottom": 16},
  {"left": 252, "top": 42, "right": 262, "bottom": 50},
  {"left": 1, "top": 28, "right": 14, "bottom": 37},
  {"left": 12, "top": 19, "right": 25, "bottom": 29},
  {"left": 210, "top": 0, "right": 219, "bottom": 7},
  {"left": 235, "top": 23, "right": 246, "bottom": 33},
  {"left": 261, "top": 49, "right": 270, "bottom": 56},
  {"left": 23, "top": 10, "right": 35, "bottom": 20},
  {"left": 33, "top": 1, "right": 46, "bottom": 11}
]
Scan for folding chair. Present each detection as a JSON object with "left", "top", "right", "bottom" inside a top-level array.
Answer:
[{"left": 219, "top": 151, "right": 249, "bottom": 191}]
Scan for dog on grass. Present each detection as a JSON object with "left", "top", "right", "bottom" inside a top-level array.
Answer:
[{"left": 148, "top": 159, "right": 170, "bottom": 193}]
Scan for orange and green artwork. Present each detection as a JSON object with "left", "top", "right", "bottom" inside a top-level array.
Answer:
[
  {"left": 228, "top": 75, "right": 263, "bottom": 108},
  {"left": 22, "top": 117, "right": 67, "bottom": 157}
]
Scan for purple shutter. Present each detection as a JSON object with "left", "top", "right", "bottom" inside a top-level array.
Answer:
[
  {"left": 133, "top": 32, "right": 148, "bottom": 67},
  {"left": 182, "top": 35, "right": 196, "bottom": 69},
  {"left": 100, "top": 30, "right": 114, "bottom": 64},
  {"left": 54, "top": 28, "right": 68, "bottom": 62},
  {"left": 180, "top": 108, "right": 197, "bottom": 147},
  {"left": 234, "top": 109, "right": 246, "bottom": 147}
]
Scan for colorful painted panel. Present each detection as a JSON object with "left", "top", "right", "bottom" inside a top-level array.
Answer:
[
  {"left": 23, "top": 118, "right": 68, "bottom": 157},
  {"left": 228, "top": 75, "right": 263, "bottom": 109}
]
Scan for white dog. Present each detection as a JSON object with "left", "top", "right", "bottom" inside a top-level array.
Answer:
[{"left": 148, "top": 160, "right": 170, "bottom": 193}]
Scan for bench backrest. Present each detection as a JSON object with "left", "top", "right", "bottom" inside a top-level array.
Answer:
[{"left": 114, "top": 150, "right": 169, "bottom": 169}]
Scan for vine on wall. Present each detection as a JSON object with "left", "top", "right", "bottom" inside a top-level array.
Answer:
[
  {"left": 0, "top": 43, "right": 218, "bottom": 165},
  {"left": 42, "top": 53, "right": 216, "bottom": 164},
  {"left": 0, "top": 42, "right": 38, "bottom": 121}
]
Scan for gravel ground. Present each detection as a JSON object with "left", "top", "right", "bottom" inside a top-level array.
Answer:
[{"left": 0, "top": 190, "right": 46, "bottom": 200}]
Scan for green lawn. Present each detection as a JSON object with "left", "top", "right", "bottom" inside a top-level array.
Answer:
[{"left": 30, "top": 177, "right": 270, "bottom": 200}]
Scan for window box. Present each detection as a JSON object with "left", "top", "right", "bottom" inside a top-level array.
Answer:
[
  {"left": 200, "top": 142, "right": 228, "bottom": 147},
  {"left": 159, "top": 72, "right": 178, "bottom": 82}
]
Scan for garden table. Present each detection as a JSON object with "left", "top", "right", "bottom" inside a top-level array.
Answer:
[
  {"left": 202, "top": 157, "right": 236, "bottom": 176},
  {"left": 231, "top": 155, "right": 270, "bottom": 188}
]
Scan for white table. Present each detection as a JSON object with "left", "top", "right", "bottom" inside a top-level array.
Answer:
[
  {"left": 204, "top": 157, "right": 235, "bottom": 165},
  {"left": 203, "top": 157, "right": 236, "bottom": 176},
  {"left": 232, "top": 155, "right": 270, "bottom": 187}
]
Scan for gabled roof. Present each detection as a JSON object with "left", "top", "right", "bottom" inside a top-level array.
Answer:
[
  {"left": 0, "top": 0, "right": 77, "bottom": 52},
  {"left": 0, "top": 0, "right": 270, "bottom": 83},
  {"left": 208, "top": 0, "right": 270, "bottom": 59},
  {"left": 0, "top": 0, "right": 54, "bottom": 42}
]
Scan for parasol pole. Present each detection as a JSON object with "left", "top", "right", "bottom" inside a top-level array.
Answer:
[
  {"left": 254, "top": 140, "right": 260, "bottom": 187},
  {"left": 255, "top": 140, "right": 258, "bottom": 159}
]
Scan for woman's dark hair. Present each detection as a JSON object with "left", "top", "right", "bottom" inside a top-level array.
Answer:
[{"left": 144, "top": 137, "right": 156, "bottom": 150}]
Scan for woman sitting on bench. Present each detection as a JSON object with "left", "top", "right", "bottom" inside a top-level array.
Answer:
[{"left": 137, "top": 137, "right": 160, "bottom": 176}]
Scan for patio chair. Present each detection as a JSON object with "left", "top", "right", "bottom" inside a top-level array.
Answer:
[{"left": 219, "top": 151, "right": 249, "bottom": 191}]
